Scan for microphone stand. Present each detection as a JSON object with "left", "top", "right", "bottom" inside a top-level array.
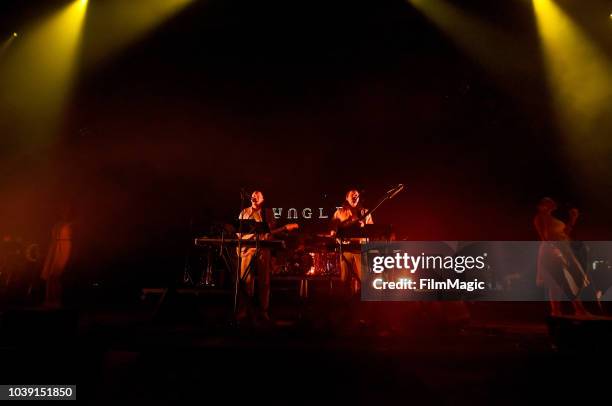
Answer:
[
  {"left": 340, "top": 184, "right": 405, "bottom": 228},
  {"left": 233, "top": 189, "right": 249, "bottom": 319},
  {"left": 359, "top": 184, "right": 405, "bottom": 223},
  {"left": 182, "top": 217, "right": 194, "bottom": 286}
]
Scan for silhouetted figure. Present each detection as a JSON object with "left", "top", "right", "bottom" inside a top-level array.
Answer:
[
  {"left": 534, "top": 197, "right": 590, "bottom": 317},
  {"left": 41, "top": 205, "right": 73, "bottom": 307}
]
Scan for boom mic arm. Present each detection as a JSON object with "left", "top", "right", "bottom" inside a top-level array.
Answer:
[{"left": 386, "top": 183, "right": 405, "bottom": 199}]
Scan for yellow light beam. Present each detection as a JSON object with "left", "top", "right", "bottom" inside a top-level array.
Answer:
[
  {"left": 81, "top": 0, "right": 193, "bottom": 67},
  {"left": 407, "top": 0, "right": 529, "bottom": 78},
  {"left": 533, "top": 0, "right": 612, "bottom": 191},
  {"left": 0, "top": 33, "right": 17, "bottom": 58},
  {"left": 0, "top": 0, "right": 88, "bottom": 147}
]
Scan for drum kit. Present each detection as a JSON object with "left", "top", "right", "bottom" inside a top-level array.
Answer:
[{"left": 280, "top": 234, "right": 341, "bottom": 277}]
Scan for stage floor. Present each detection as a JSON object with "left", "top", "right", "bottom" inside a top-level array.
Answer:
[{"left": 2, "top": 298, "right": 611, "bottom": 405}]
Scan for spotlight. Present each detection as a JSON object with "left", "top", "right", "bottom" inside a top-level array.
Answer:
[
  {"left": 533, "top": 0, "right": 612, "bottom": 195},
  {"left": 0, "top": 0, "right": 89, "bottom": 145}
]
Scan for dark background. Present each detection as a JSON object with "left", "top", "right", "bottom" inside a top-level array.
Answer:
[{"left": 1, "top": 0, "right": 611, "bottom": 287}]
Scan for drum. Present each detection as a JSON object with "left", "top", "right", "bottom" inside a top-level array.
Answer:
[
  {"left": 284, "top": 249, "right": 314, "bottom": 275},
  {"left": 280, "top": 249, "right": 340, "bottom": 276},
  {"left": 310, "top": 251, "right": 340, "bottom": 277}
]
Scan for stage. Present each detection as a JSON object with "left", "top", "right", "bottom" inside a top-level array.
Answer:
[
  {"left": 2, "top": 293, "right": 612, "bottom": 404},
  {"left": 1, "top": 0, "right": 612, "bottom": 403}
]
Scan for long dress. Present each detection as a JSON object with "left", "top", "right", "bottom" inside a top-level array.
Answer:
[{"left": 535, "top": 214, "right": 589, "bottom": 299}]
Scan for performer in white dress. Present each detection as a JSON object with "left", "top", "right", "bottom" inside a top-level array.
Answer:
[{"left": 534, "top": 197, "right": 590, "bottom": 316}]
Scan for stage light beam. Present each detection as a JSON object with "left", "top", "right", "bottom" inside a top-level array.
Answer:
[
  {"left": 407, "top": 0, "right": 523, "bottom": 74},
  {"left": 0, "top": 0, "right": 89, "bottom": 147},
  {"left": 0, "top": 33, "right": 17, "bottom": 58},
  {"left": 81, "top": 0, "right": 193, "bottom": 67},
  {"left": 532, "top": 0, "right": 612, "bottom": 190},
  {"left": 406, "top": 0, "right": 537, "bottom": 104}
]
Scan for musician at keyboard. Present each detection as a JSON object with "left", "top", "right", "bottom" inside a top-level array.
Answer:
[{"left": 237, "top": 190, "right": 297, "bottom": 322}]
